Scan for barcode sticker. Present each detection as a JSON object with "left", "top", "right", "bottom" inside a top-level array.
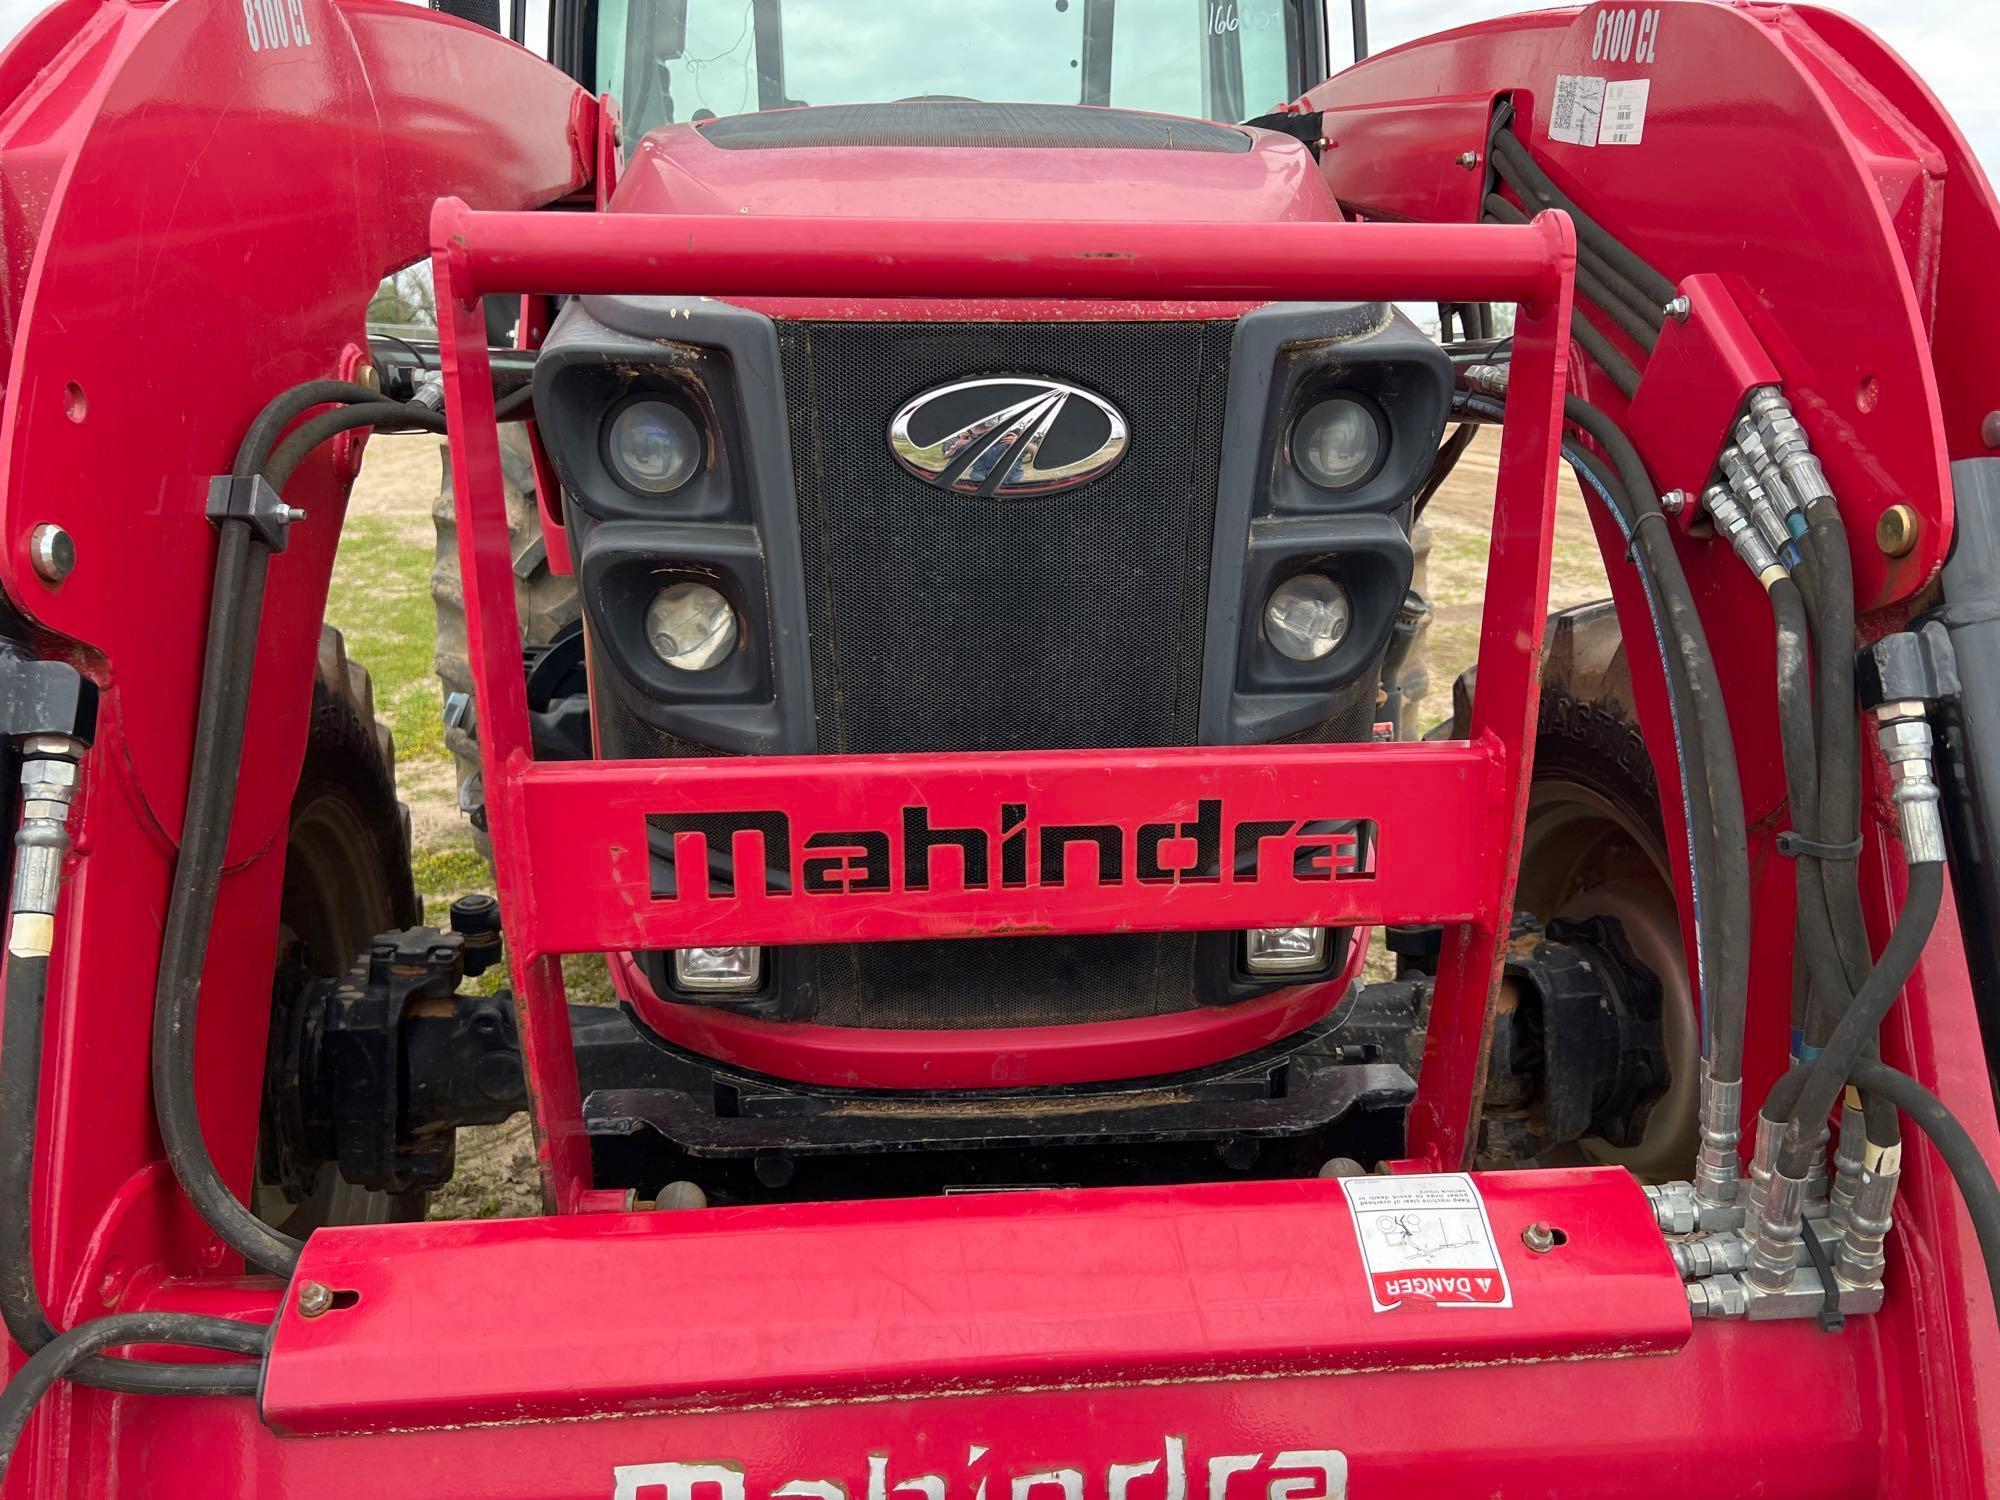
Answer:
[
  {"left": 1602, "top": 79, "right": 1650, "bottom": 145},
  {"left": 1549, "top": 73, "right": 1606, "bottom": 147}
]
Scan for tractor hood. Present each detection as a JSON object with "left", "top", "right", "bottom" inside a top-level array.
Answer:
[{"left": 609, "top": 101, "right": 1337, "bottom": 226}]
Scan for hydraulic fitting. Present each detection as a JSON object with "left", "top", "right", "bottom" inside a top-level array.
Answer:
[
  {"left": 1804, "top": 1118, "right": 1832, "bottom": 1204},
  {"left": 1828, "top": 1097, "right": 1867, "bottom": 1231},
  {"left": 1746, "top": 386, "right": 1835, "bottom": 510},
  {"left": 1645, "top": 1180, "right": 1698, "bottom": 1235},
  {"left": 1747, "top": 1110, "right": 1778, "bottom": 1225},
  {"left": 1746, "top": 1165, "right": 1808, "bottom": 1293},
  {"left": 1671, "top": 1233, "right": 1750, "bottom": 1281},
  {"left": 1717, "top": 446, "right": 1790, "bottom": 554},
  {"left": 1461, "top": 363, "right": 1509, "bottom": 399},
  {"left": 1833, "top": 1144, "right": 1902, "bottom": 1290},
  {"left": 10, "top": 735, "right": 84, "bottom": 958},
  {"left": 1874, "top": 711, "right": 1946, "bottom": 865},
  {"left": 1703, "top": 484, "right": 1786, "bottom": 587},
  {"left": 1731, "top": 417, "right": 1805, "bottom": 532},
  {"left": 1692, "top": 1069, "right": 1742, "bottom": 1210},
  {"left": 1687, "top": 1273, "right": 1749, "bottom": 1320}
]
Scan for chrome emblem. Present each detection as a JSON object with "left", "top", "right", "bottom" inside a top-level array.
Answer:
[{"left": 889, "top": 377, "right": 1128, "bottom": 497}]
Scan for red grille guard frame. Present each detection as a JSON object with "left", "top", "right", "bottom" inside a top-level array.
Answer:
[{"left": 428, "top": 202, "right": 1578, "bottom": 1208}]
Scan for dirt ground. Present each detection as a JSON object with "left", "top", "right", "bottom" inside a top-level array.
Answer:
[{"left": 331, "top": 424, "right": 1609, "bottom": 1218}]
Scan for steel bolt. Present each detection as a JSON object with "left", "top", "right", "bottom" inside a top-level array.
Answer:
[
  {"left": 1659, "top": 488, "right": 1690, "bottom": 517},
  {"left": 1663, "top": 294, "right": 1692, "bottom": 323},
  {"left": 1876, "top": 504, "right": 1919, "bottom": 558},
  {"left": 1522, "top": 1221, "right": 1559, "bottom": 1253},
  {"left": 296, "top": 1280, "right": 335, "bottom": 1318},
  {"left": 356, "top": 363, "right": 381, "bottom": 394},
  {"left": 1455, "top": 150, "right": 1480, "bottom": 170},
  {"left": 28, "top": 524, "right": 74, "bottom": 584}
]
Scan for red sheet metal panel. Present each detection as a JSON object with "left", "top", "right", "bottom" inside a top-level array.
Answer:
[{"left": 260, "top": 1167, "right": 1686, "bottom": 1435}]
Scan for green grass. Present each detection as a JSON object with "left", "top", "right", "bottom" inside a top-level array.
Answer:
[{"left": 326, "top": 513, "right": 450, "bottom": 767}]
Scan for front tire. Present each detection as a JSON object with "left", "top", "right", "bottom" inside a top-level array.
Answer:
[{"left": 255, "top": 626, "right": 427, "bottom": 1233}]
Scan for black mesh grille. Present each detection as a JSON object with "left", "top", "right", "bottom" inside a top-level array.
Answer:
[
  {"left": 774, "top": 319, "right": 1233, "bottom": 1030},
  {"left": 781, "top": 320, "right": 1231, "bottom": 755}
]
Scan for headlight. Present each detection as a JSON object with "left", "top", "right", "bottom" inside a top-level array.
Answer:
[
  {"left": 1291, "top": 396, "right": 1382, "bottom": 491},
  {"left": 672, "top": 946, "right": 764, "bottom": 993},
  {"left": 646, "top": 582, "right": 738, "bottom": 671},
  {"left": 606, "top": 397, "right": 702, "bottom": 495},
  {"left": 1264, "top": 573, "right": 1351, "bottom": 662},
  {"left": 1244, "top": 927, "right": 1330, "bottom": 974}
]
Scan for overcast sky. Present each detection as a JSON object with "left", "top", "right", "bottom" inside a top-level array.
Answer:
[{"left": 0, "top": 0, "right": 1987, "bottom": 173}]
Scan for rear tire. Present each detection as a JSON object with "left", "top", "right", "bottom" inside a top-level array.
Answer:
[
  {"left": 256, "top": 626, "right": 427, "bottom": 1233},
  {"left": 430, "top": 427, "right": 579, "bottom": 859}
]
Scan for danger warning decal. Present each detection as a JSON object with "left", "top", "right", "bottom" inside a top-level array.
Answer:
[{"left": 1340, "top": 1172, "right": 1513, "bottom": 1311}]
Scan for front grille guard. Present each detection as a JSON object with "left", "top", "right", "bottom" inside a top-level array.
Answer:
[{"left": 429, "top": 201, "right": 1579, "bottom": 1211}]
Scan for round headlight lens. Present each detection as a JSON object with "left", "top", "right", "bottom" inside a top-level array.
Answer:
[
  {"left": 1291, "top": 397, "right": 1382, "bottom": 491},
  {"left": 606, "top": 399, "right": 702, "bottom": 495},
  {"left": 1264, "top": 573, "right": 1352, "bottom": 662},
  {"left": 646, "top": 582, "right": 738, "bottom": 672}
]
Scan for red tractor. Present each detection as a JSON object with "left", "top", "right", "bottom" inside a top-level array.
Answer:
[{"left": 0, "top": 0, "right": 1996, "bottom": 1492}]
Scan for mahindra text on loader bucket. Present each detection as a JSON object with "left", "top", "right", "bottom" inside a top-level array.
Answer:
[{"left": 0, "top": 0, "right": 1997, "bottom": 1493}]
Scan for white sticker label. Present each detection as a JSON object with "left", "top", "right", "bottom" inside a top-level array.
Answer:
[
  {"left": 1340, "top": 1172, "right": 1513, "bottom": 1311},
  {"left": 1601, "top": 79, "right": 1650, "bottom": 145},
  {"left": 1549, "top": 74, "right": 1606, "bottom": 147}
]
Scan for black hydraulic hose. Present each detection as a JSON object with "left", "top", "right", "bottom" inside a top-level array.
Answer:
[
  {"left": 1414, "top": 423, "right": 1479, "bottom": 518},
  {"left": 1491, "top": 130, "right": 1679, "bottom": 312},
  {"left": 1849, "top": 1058, "right": 2000, "bottom": 1319},
  {"left": 1456, "top": 393, "right": 1721, "bottom": 1049},
  {"left": 1800, "top": 496, "right": 1874, "bottom": 1004},
  {"left": 151, "top": 523, "right": 300, "bottom": 1278},
  {"left": 1780, "top": 861, "right": 1946, "bottom": 1175},
  {"left": 265, "top": 401, "right": 447, "bottom": 490},
  {"left": 1480, "top": 194, "right": 1643, "bottom": 396},
  {"left": 1563, "top": 395, "right": 1751, "bottom": 1080},
  {"left": 0, "top": 1312, "right": 268, "bottom": 1477},
  {"left": 2, "top": 956, "right": 265, "bottom": 1395},
  {"left": 231, "top": 379, "right": 384, "bottom": 477}
]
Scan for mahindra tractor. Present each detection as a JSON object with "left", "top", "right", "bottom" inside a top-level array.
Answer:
[{"left": 0, "top": 0, "right": 1997, "bottom": 1491}]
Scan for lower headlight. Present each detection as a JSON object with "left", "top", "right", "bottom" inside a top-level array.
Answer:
[
  {"left": 672, "top": 946, "right": 764, "bottom": 993},
  {"left": 1264, "top": 573, "right": 1352, "bottom": 662},
  {"left": 646, "top": 582, "right": 738, "bottom": 672},
  {"left": 1244, "top": 927, "right": 1330, "bottom": 975}
]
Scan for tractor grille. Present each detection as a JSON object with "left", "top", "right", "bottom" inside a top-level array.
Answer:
[{"left": 778, "top": 319, "right": 1234, "bottom": 1029}]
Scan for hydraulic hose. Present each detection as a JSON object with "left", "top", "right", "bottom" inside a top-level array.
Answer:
[
  {"left": 1849, "top": 1058, "right": 2000, "bottom": 1319},
  {"left": 1480, "top": 194, "right": 1641, "bottom": 397},
  {"left": 1454, "top": 392, "right": 1717, "bottom": 1044},
  {"left": 1563, "top": 395, "right": 1750, "bottom": 1082},
  {"left": 1780, "top": 861, "right": 1945, "bottom": 1175},
  {"left": 0, "top": 1312, "right": 269, "bottom": 1478},
  {"left": 1490, "top": 130, "right": 1678, "bottom": 312},
  {"left": 3, "top": 954, "right": 265, "bottom": 1395}
]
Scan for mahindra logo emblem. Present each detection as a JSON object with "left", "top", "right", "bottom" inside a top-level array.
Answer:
[{"left": 889, "top": 377, "right": 1128, "bottom": 497}]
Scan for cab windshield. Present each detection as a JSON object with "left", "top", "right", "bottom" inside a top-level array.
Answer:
[{"left": 596, "top": 0, "right": 1306, "bottom": 142}]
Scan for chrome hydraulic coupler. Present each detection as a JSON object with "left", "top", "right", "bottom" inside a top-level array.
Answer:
[
  {"left": 1746, "top": 1165, "right": 1809, "bottom": 1294},
  {"left": 1687, "top": 1273, "right": 1750, "bottom": 1320},
  {"left": 1828, "top": 1097, "right": 1868, "bottom": 1231},
  {"left": 10, "top": 734, "right": 84, "bottom": 959},
  {"left": 1730, "top": 417, "right": 1805, "bottom": 536},
  {"left": 1746, "top": 386, "right": 1835, "bottom": 511},
  {"left": 1718, "top": 445, "right": 1790, "bottom": 554},
  {"left": 1746, "top": 1110, "right": 1778, "bottom": 1226},
  {"left": 1874, "top": 703, "right": 1947, "bottom": 866},
  {"left": 1692, "top": 1069, "right": 1742, "bottom": 1211},
  {"left": 1703, "top": 484, "right": 1786, "bottom": 588},
  {"left": 1833, "top": 1143, "right": 1902, "bottom": 1291},
  {"left": 1671, "top": 1233, "right": 1750, "bottom": 1281},
  {"left": 1461, "top": 363, "right": 1510, "bottom": 399}
]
